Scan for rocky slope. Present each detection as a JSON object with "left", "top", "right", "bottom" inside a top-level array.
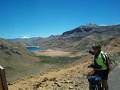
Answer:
[
  {"left": 43, "top": 24, "right": 120, "bottom": 51},
  {"left": 0, "top": 39, "right": 43, "bottom": 83},
  {"left": 9, "top": 55, "right": 91, "bottom": 90},
  {"left": 0, "top": 38, "right": 82, "bottom": 84}
]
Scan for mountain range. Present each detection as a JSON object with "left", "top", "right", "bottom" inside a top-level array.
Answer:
[{"left": 10, "top": 24, "right": 120, "bottom": 51}]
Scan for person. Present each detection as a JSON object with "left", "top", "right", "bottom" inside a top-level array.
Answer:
[{"left": 88, "top": 44, "right": 110, "bottom": 90}]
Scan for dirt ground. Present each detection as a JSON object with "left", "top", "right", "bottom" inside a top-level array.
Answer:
[{"left": 8, "top": 55, "right": 92, "bottom": 90}]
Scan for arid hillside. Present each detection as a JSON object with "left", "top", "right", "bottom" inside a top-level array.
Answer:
[{"left": 8, "top": 36, "right": 120, "bottom": 90}]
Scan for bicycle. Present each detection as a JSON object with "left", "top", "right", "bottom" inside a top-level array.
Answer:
[{"left": 87, "top": 75, "right": 102, "bottom": 90}]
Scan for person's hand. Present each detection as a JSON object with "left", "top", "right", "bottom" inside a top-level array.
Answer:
[{"left": 88, "top": 50, "right": 95, "bottom": 55}]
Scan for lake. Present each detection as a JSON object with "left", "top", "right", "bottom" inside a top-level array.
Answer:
[{"left": 26, "top": 47, "right": 47, "bottom": 52}]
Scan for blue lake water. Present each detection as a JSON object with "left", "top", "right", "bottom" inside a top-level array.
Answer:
[{"left": 26, "top": 47, "right": 47, "bottom": 52}]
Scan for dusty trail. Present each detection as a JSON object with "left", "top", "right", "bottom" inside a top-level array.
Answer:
[{"left": 109, "top": 65, "right": 120, "bottom": 90}]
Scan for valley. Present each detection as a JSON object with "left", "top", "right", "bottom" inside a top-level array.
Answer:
[{"left": 0, "top": 24, "right": 120, "bottom": 90}]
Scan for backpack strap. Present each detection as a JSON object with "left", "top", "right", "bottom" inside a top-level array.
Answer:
[
  {"left": 101, "top": 52, "right": 107, "bottom": 64},
  {"left": 101, "top": 52, "right": 110, "bottom": 69}
]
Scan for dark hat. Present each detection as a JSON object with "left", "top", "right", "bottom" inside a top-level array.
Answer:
[{"left": 92, "top": 43, "right": 101, "bottom": 50}]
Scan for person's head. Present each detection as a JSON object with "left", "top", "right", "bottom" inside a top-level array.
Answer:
[{"left": 89, "top": 43, "right": 101, "bottom": 55}]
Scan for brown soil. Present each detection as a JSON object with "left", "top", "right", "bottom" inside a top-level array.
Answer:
[{"left": 8, "top": 55, "right": 92, "bottom": 90}]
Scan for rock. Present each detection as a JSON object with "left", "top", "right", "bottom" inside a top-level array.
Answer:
[
  {"left": 54, "top": 83, "right": 61, "bottom": 87},
  {"left": 69, "top": 86, "right": 74, "bottom": 89},
  {"left": 74, "top": 84, "right": 78, "bottom": 87},
  {"left": 18, "top": 88, "right": 24, "bottom": 90},
  {"left": 8, "top": 83, "right": 13, "bottom": 85},
  {"left": 4, "top": 50, "right": 12, "bottom": 55},
  {"left": 54, "top": 81, "right": 61, "bottom": 87},
  {"left": 42, "top": 77, "right": 48, "bottom": 82},
  {"left": 49, "top": 77, "right": 56, "bottom": 81},
  {"left": 33, "top": 85, "right": 38, "bottom": 90},
  {"left": 25, "top": 88, "right": 28, "bottom": 90},
  {"left": 64, "top": 80, "right": 73, "bottom": 84}
]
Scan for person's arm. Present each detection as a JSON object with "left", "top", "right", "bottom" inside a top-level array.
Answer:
[{"left": 88, "top": 63, "right": 102, "bottom": 69}]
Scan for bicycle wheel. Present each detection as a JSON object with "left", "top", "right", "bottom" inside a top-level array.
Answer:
[
  {"left": 89, "top": 83, "right": 96, "bottom": 90},
  {"left": 89, "top": 82, "right": 102, "bottom": 90},
  {"left": 96, "top": 83, "right": 102, "bottom": 90}
]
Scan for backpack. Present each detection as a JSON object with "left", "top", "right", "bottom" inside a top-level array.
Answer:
[{"left": 101, "top": 52, "right": 115, "bottom": 72}]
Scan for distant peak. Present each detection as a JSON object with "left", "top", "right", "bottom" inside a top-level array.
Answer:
[{"left": 80, "top": 23, "right": 98, "bottom": 28}]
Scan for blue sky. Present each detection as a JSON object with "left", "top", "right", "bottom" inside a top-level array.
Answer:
[{"left": 0, "top": 0, "right": 120, "bottom": 39}]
